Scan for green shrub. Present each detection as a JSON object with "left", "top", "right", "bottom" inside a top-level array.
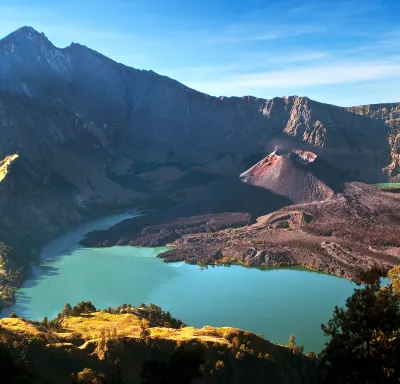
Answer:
[{"left": 276, "top": 221, "right": 290, "bottom": 229}]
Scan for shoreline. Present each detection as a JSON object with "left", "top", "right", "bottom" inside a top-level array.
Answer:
[
  {"left": 81, "top": 183, "right": 400, "bottom": 284},
  {"left": 0, "top": 211, "right": 141, "bottom": 313},
  {"left": 4, "top": 181, "right": 400, "bottom": 313},
  {"left": 0, "top": 242, "right": 358, "bottom": 354}
]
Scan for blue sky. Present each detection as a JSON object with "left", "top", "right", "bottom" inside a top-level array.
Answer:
[{"left": 0, "top": 0, "right": 399, "bottom": 106}]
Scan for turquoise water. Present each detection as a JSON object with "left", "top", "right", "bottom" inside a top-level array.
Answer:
[{"left": 1, "top": 214, "right": 358, "bottom": 353}]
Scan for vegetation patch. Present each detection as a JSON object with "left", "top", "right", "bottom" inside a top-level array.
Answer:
[{"left": 0, "top": 153, "right": 18, "bottom": 182}]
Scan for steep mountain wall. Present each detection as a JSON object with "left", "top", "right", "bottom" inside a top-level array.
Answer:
[
  {"left": 0, "top": 27, "right": 391, "bottom": 180},
  {"left": 0, "top": 26, "right": 396, "bottom": 264},
  {"left": 347, "top": 103, "right": 400, "bottom": 180}
]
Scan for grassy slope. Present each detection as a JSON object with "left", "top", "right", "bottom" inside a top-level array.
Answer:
[{"left": 0, "top": 310, "right": 316, "bottom": 383}]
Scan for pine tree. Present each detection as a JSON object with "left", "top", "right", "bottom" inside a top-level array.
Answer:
[
  {"left": 61, "top": 303, "right": 73, "bottom": 317},
  {"left": 319, "top": 281, "right": 400, "bottom": 383},
  {"left": 41, "top": 316, "right": 48, "bottom": 328}
]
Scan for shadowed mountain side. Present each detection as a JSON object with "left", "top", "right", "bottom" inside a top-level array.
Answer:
[
  {"left": 80, "top": 179, "right": 291, "bottom": 248},
  {"left": 300, "top": 155, "right": 351, "bottom": 193},
  {"left": 0, "top": 155, "right": 82, "bottom": 260},
  {"left": 0, "top": 153, "right": 137, "bottom": 262},
  {"left": 0, "top": 27, "right": 392, "bottom": 183},
  {"left": 347, "top": 102, "right": 400, "bottom": 181},
  {"left": 179, "top": 177, "right": 293, "bottom": 217},
  {"left": 0, "top": 90, "right": 139, "bottom": 261}
]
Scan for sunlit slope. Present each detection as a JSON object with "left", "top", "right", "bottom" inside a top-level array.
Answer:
[
  {"left": 0, "top": 306, "right": 316, "bottom": 383},
  {"left": 0, "top": 154, "right": 18, "bottom": 182}
]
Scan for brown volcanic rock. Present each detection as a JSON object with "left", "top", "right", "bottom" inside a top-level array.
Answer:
[
  {"left": 159, "top": 183, "right": 400, "bottom": 282},
  {"left": 129, "top": 212, "right": 251, "bottom": 247},
  {"left": 239, "top": 150, "right": 342, "bottom": 203},
  {"left": 84, "top": 182, "right": 400, "bottom": 282},
  {"left": 81, "top": 212, "right": 252, "bottom": 248}
]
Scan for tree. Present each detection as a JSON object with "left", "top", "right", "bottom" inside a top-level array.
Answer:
[
  {"left": 71, "top": 368, "right": 104, "bottom": 383},
  {"left": 288, "top": 335, "right": 295, "bottom": 349},
  {"left": 388, "top": 266, "right": 400, "bottom": 296},
  {"left": 319, "top": 280, "right": 400, "bottom": 383},
  {"left": 287, "top": 335, "right": 304, "bottom": 354},
  {"left": 215, "top": 360, "right": 225, "bottom": 370},
  {"left": 61, "top": 303, "right": 73, "bottom": 317},
  {"left": 358, "top": 264, "right": 386, "bottom": 285},
  {"left": 41, "top": 316, "right": 48, "bottom": 328},
  {"left": 61, "top": 301, "right": 97, "bottom": 316}
]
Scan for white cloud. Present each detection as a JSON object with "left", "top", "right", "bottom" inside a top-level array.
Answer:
[
  {"left": 260, "top": 51, "right": 329, "bottom": 64},
  {"left": 162, "top": 51, "right": 329, "bottom": 81},
  {"left": 186, "top": 60, "right": 400, "bottom": 96},
  {"left": 210, "top": 24, "right": 325, "bottom": 43}
]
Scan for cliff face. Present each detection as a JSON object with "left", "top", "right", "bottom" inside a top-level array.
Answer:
[
  {"left": 0, "top": 27, "right": 391, "bottom": 179},
  {"left": 0, "top": 26, "right": 397, "bottom": 263},
  {"left": 347, "top": 103, "right": 400, "bottom": 180}
]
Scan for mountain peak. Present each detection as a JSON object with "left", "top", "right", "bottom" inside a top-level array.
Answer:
[
  {"left": 0, "top": 26, "right": 51, "bottom": 47},
  {"left": 239, "top": 149, "right": 341, "bottom": 203},
  {"left": 15, "top": 26, "right": 41, "bottom": 35}
]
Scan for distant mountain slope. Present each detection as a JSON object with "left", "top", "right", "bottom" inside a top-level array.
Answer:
[
  {"left": 0, "top": 25, "right": 396, "bottom": 270},
  {"left": 0, "top": 27, "right": 391, "bottom": 179},
  {"left": 346, "top": 103, "right": 400, "bottom": 181}
]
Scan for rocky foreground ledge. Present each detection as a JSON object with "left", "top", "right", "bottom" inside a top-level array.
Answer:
[{"left": 82, "top": 183, "right": 400, "bottom": 282}]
